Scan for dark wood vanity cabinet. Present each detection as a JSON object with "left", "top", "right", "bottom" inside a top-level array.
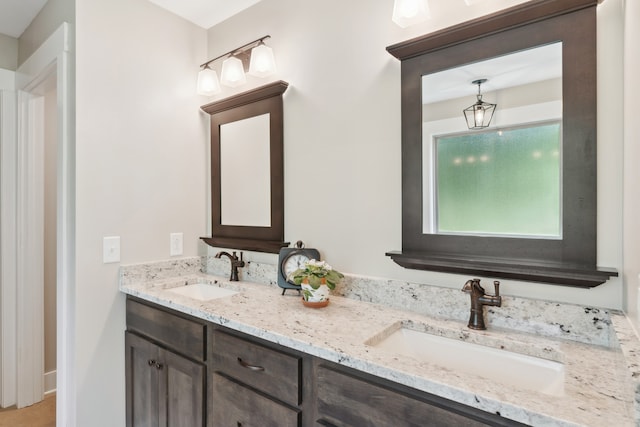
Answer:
[
  {"left": 125, "top": 299, "right": 207, "bottom": 427},
  {"left": 125, "top": 298, "right": 526, "bottom": 427},
  {"left": 208, "top": 328, "right": 305, "bottom": 427}
]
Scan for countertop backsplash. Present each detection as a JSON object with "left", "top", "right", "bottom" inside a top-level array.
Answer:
[{"left": 121, "top": 256, "right": 616, "bottom": 347}]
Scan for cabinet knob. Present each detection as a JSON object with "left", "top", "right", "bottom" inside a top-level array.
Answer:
[
  {"left": 148, "top": 359, "right": 156, "bottom": 366},
  {"left": 155, "top": 362, "right": 163, "bottom": 370},
  {"left": 237, "top": 357, "right": 265, "bottom": 372}
]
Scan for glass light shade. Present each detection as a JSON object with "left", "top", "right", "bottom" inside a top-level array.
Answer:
[
  {"left": 464, "top": 0, "right": 483, "bottom": 5},
  {"left": 249, "top": 44, "right": 277, "bottom": 78},
  {"left": 392, "top": 0, "right": 430, "bottom": 28},
  {"left": 220, "top": 56, "right": 247, "bottom": 88},
  {"left": 197, "top": 66, "right": 221, "bottom": 96}
]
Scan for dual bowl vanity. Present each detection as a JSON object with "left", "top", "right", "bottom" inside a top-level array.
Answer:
[{"left": 120, "top": 257, "right": 639, "bottom": 426}]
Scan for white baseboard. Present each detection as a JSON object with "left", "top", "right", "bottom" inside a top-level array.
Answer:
[{"left": 44, "top": 370, "right": 56, "bottom": 395}]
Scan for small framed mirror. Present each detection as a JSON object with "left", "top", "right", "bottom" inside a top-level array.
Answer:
[{"left": 201, "top": 81, "right": 289, "bottom": 253}]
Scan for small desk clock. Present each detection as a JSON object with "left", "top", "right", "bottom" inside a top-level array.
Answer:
[{"left": 277, "top": 241, "right": 320, "bottom": 295}]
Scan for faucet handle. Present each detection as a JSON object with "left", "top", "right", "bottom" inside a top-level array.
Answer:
[{"left": 493, "top": 280, "right": 500, "bottom": 297}]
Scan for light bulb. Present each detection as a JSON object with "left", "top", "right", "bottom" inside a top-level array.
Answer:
[
  {"left": 197, "top": 66, "right": 220, "bottom": 96},
  {"left": 220, "top": 56, "right": 246, "bottom": 88},
  {"left": 474, "top": 106, "right": 485, "bottom": 125},
  {"left": 249, "top": 44, "right": 277, "bottom": 78}
]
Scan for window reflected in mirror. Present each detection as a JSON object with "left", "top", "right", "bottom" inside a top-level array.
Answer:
[{"left": 432, "top": 121, "right": 561, "bottom": 238}]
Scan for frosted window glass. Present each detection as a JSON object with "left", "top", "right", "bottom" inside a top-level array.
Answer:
[{"left": 435, "top": 122, "right": 561, "bottom": 237}]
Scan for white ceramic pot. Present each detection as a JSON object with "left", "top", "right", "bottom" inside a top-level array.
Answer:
[{"left": 301, "top": 283, "right": 329, "bottom": 302}]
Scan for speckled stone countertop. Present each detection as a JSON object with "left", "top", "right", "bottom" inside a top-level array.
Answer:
[{"left": 120, "top": 258, "right": 638, "bottom": 427}]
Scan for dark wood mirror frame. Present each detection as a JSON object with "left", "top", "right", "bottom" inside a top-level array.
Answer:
[
  {"left": 201, "top": 81, "right": 289, "bottom": 253},
  {"left": 385, "top": 0, "right": 617, "bottom": 287}
]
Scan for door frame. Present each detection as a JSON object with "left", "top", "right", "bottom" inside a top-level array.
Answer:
[{"left": 11, "top": 22, "right": 75, "bottom": 423}]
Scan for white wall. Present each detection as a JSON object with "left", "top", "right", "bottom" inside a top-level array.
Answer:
[
  {"left": 623, "top": 0, "right": 640, "bottom": 325},
  {"left": 205, "top": 0, "right": 625, "bottom": 308},
  {"left": 75, "top": 0, "right": 207, "bottom": 424},
  {"left": 0, "top": 34, "right": 18, "bottom": 71}
]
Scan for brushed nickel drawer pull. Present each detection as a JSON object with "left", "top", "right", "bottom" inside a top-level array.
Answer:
[{"left": 237, "top": 357, "right": 264, "bottom": 371}]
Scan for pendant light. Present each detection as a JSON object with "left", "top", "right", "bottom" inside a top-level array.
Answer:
[
  {"left": 196, "top": 64, "right": 221, "bottom": 96},
  {"left": 392, "top": 0, "right": 430, "bottom": 28},
  {"left": 463, "top": 79, "right": 497, "bottom": 130}
]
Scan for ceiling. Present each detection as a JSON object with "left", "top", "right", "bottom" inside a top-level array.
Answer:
[
  {"left": 0, "top": 0, "right": 47, "bottom": 38},
  {"left": 0, "top": 0, "right": 262, "bottom": 38},
  {"left": 147, "top": 0, "right": 263, "bottom": 29}
]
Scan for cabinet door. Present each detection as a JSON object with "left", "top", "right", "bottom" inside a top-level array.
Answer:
[
  {"left": 159, "top": 347, "right": 206, "bottom": 427},
  {"left": 210, "top": 373, "right": 300, "bottom": 427},
  {"left": 125, "top": 332, "right": 160, "bottom": 427}
]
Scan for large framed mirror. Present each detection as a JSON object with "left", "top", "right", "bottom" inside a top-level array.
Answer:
[
  {"left": 386, "top": 0, "right": 616, "bottom": 287},
  {"left": 201, "top": 81, "right": 289, "bottom": 253}
]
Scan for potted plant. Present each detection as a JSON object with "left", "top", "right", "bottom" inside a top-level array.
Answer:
[{"left": 287, "top": 259, "right": 344, "bottom": 307}]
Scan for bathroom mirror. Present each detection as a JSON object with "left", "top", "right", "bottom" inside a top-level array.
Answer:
[
  {"left": 201, "top": 80, "right": 289, "bottom": 253},
  {"left": 386, "top": 0, "right": 616, "bottom": 287},
  {"left": 421, "top": 42, "right": 563, "bottom": 238}
]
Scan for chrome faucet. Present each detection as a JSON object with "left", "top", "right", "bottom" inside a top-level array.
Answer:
[
  {"left": 215, "top": 251, "right": 245, "bottom": 282},
  {"left": 461, "top": 278, "right": 501, "bottom": 330}
]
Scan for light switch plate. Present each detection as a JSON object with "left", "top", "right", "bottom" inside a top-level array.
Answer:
[
  {"left": 103, "top": 236, "right": 120, "bottom": 263},
  {"left": 170, "top": 233, "right": 183, "bottom": 256}
]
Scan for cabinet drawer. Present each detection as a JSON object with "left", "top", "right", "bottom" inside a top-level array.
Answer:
[
  {"left": 211, "top": 373, "right": 300, "bottom": 427},
  {"left": 127, "top": 298, "right": 206, "bottom": 361},
  {"left": 316, "top": 365, "right": 493, "bottom": 427},
  {"left": 210, "top": 329, "right": 301, "bottom": 405}
]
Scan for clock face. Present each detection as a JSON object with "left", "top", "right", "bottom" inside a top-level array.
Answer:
[
  {"left": 283, "top": 254, "right": 310, "bottom": 279},
  {"left": 277, "top": 246, "right": 320, "bottom": 291}
]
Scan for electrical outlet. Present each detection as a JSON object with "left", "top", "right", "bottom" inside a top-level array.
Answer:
[
  {"left": 170, "top": 233, "right": 183, "bottom": 256},
  {"left": 103, "top": 236, "right": 120, "bottom": 263}
]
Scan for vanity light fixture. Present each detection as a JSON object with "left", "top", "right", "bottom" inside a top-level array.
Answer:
[
  {"left": 392, "top": 0, "right": 430, "bottom": 28},
  {"left": 220, "top": 56, "right": 247, "bottom": 87},
  {"left": 196, "top": 64, "right": 221, "bottom": 96},
  {"left": 463, "top": 79, "right": 497, "bottom": 130},
  {"left": 249, "top": 41, "right": 277, "bottom": 78},
  {"left": 197, "top": 35, "right": 276, "bottom": 95}
]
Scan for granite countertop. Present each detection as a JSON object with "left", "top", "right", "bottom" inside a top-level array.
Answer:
[{"left": 120, "top": 271, "right": 636, "bottom": 427}]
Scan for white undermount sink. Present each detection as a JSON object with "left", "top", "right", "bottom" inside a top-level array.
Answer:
[
  {"left": 366, "top": 322, "right": 565, "bottom": 396},
  {"left": 167, "top": 283, "right": 238, "bottom": 301}
]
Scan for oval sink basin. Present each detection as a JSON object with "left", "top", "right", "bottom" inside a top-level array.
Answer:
[
  {"left": 366, "top": 323, "right": 564, "bottom": 396},
  {"left": 167, "top": 283, "right": 238, "bottom": 301}
]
